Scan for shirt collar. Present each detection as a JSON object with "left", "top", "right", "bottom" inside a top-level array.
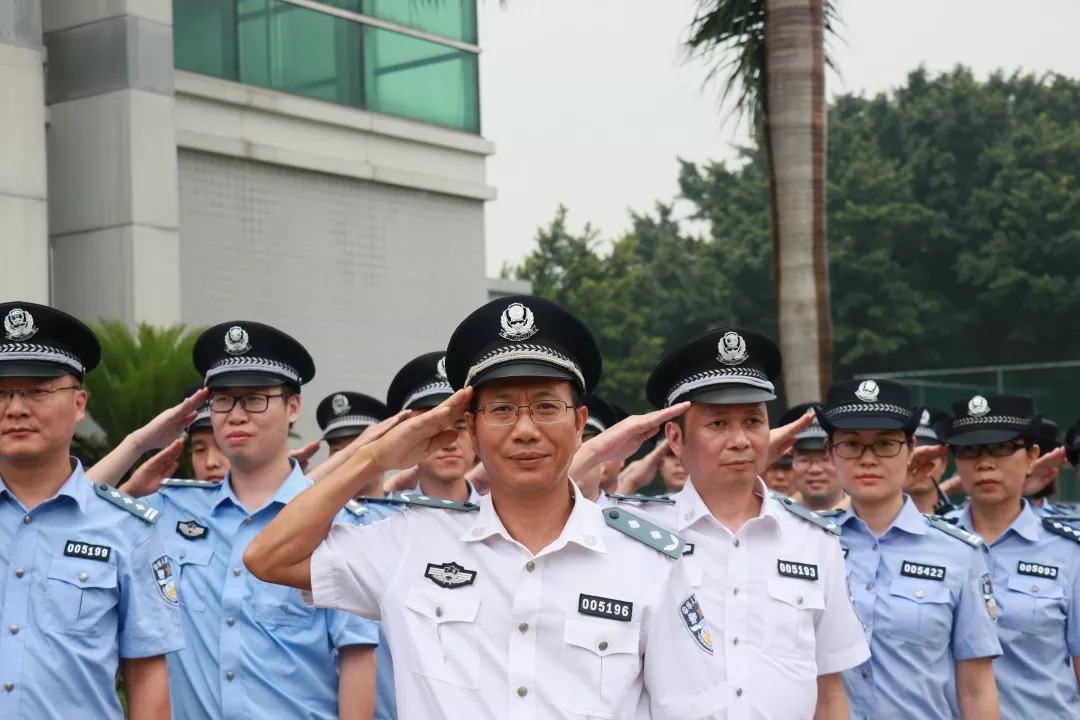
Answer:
[
  {"left": 675, "top": 476, "right": 781, "bottom": 534},
  {"left": 415, "top": 478, "right": 483, "bottom": 505},
  {"left": 0, "top": 457, "right": 89, "bottom": 513},
  {"left": 211, "top": 459, "right": 308, "bottom": 513},
  {"left": 461, "top": 479, "right": 608, "bottom": 554},
  {"left": 955, "top": 500, "right": 1040, "bottom": 542},
  {"left": 837, "top": 495, "right": 926, "bottom": 535}
]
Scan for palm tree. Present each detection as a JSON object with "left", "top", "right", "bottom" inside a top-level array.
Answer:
[{"left": 688, "top": 0, "right": 837, "bottom": 404}]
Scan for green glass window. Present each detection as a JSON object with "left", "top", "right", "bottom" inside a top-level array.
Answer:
[{"left": 173, "top": 0, "right": 479, "bottom": 133}]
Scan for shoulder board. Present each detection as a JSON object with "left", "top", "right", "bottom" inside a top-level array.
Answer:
[
  {"left": 816, "top": 509, "right": 844, "bottom": 519},
  {"left": 343, "top": 500, "right": 368, "bottom": 517},
  {"left": 354, "top": 495, "right": 403, "bottom": 505},
  {"left": 93, "top": 483, "right": 162, "bottom": 524},
  {"left": 160, "top": 478, "right": 217, "bottom": 489},
  {"left": 769, "top": 492, "right": 841, "bottom": 535},
  {"left": 607, "top": 492, "right": 675, "bottom": 504},
  {"left": 602, "top": 507, "right": 686, "bottom": 559},
  {"left": 925, "top": 515, "right": 983, "bottom": 547},
  {"left": 1042, "top": 517, "right": 1080, "bottom": 545},
  {"left": 387, "top": 491, "right": 479, "bottom": 512}
]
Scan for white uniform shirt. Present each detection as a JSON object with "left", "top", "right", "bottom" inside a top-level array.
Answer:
[
  {"left": 631, "top": 478, "right": 870, "bottom": 719},
  {"left": 305, "top": 482, "right": 733, "bottom": 720}
]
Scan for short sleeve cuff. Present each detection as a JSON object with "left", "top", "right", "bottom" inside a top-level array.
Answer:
[
  {"left": 331, "top": 617, "right": 381, "bottom": 649},
  {"left": 301, "top": 540, "right": 340, "bottom": 610},
  {"left": 119, "top": 634, "right": 186, "bottom": 660},
  {"left": 952, "top": 637, "right": 1002, "bottom": 661},
  {"left": 816, "top": 639, "right": 871, "bottom": 675}
]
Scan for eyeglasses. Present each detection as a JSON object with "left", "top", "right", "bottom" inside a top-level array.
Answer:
[
  {"left": 951, "top": 441, "right": 1028, "bottom": 460},
  {"left": 209, "top": 392, "right": 286, "bottom": 414},
  {"left": 0, "top": 385, "right": 81, "bottom": 407},
  {"left": 830, "top": 439, "right": 906, "bottom": 459},
  {"left": 476, "top": 400, "right": 576, "bottom": 427}
]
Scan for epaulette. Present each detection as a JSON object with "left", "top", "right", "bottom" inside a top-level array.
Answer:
[
  {"left": 386, "top": 491, "right": 479, "bottom": 512},
  {"left": 608, "top": 492, "right": 675, "bottom": 504},
  {"left": 343, "top": 500, "right": 368, "bottom": 517},
  {"left": 602, "top": 507, "right": 686, "bottom": 559},
  {"left": 925, "top": 515, "right": 983, "bottom": 547},
  {"left": 1042, "top": 516, "right": 1080, "bottom": 545},
  {"left": 160, "top": 478, "right": 217, "bottom": 488},
  {"left": 93, "top": 483, "right": 161, "bottom": 523},
  {"left": 816, "top": 509, "right": 844, "bottom": 519},
  {"left": 355, "top": 495, "right": 403, "bottom": 505},
  {"left": 769, "top": 491, "right": 840, "bottom": 535}
]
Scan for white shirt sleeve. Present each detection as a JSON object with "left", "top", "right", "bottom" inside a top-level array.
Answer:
[
  {"left": 303, "top": 510, "right": 410, "bottom": 620},
  {"left": 813, "top": 534, "right": 871, "bottom": 674}
]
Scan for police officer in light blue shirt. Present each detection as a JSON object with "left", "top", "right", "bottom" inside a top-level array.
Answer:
[
  {"left": 0, "top": 302, "right": 184, "bottom": 719},
  {"left": 944, "top": 394, "right": 1080, "bottom": 718},
  {"left": 816, "top": 379, "right": 1002, "bottom": 720},
  {"left": 149, "top": 321, "right": 381, "bottom": 720}
]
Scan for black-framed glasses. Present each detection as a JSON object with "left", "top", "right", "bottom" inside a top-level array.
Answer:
[
  {"left": 0, "top": 385, "right": 81, "bottom": 406},
  {"left": 208, "top": 392, "right": 286, "bottom": 414},
  {"left": 830, "top": 439, "right": 906, "bottom": 460},
  {"left": 951, "top": 441, "right": 1028, "bottom": 460},
  {"left": 476, "top": 400, "right": 576, "bottom": 427}
]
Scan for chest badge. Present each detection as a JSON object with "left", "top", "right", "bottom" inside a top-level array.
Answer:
[
  {"left": 425, "top": 561, "right": 477, "bottom": 589},
  {"left": 176, "top": 520, "right": 208, "bottom": 540}
]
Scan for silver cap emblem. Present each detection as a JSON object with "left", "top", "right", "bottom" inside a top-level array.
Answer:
[
  {"left": 968, "top": 395, "right": 990, "bottom": 417},
  {"left": 716, "top": 331, "right": 748, "bottom": 366},
  {"left": 224, "top": 325, "right": 251, "bottom": 355},
  {"left": 332, "top": 394, "right": 351, "bottom": 416},
  {"left": 921, "top": 409, "right": 931, "bottom": 426},
  {"left": 499, "top": 302, "right": 538, "bottom": 341},
  {"left": 855, "top": 380, "right": 880, "bottom": 403},
  {"left": 4, "top": 308, "right": 37, "bottom": 341},
  {"left": 436, "top": 356, "right": 448, "bottom": 381}
]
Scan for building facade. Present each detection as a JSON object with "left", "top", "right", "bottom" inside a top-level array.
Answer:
[{"left": 1, "top": 0, "right": 492, "bottom": 443}]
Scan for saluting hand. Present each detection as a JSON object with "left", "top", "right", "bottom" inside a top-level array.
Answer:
[
  {"left": 1023, "top": 445, "right": 1068, "bottom": 496},
  {"left": 307, "top": 411, "right": 413, "bottom": 481},
  {"left": 288, "top": 440, "right": 322, "bottom": 472},
  {"left": 383, "top": 465, "right": 422, "bottom": 493},
  {"left": 366, "top": 389, "right": 472, "bottom": 472},
  {"left": 908, "top": 443, "right": 949, "bottom": 484},
  {"left": 582, "top": 403, "right": 691, "bottom": 466},
  {"left": 130, "top": 387, "right": 209, "bottom": 454},
  {"left": 616, "top": 439, "right": 670, "bottom": 494},
  {"left": 766, "top": 410, "right": 815, "bottom": 468},
  {"left": 120, "top": 437, "right": 186, "bottom": 498}
]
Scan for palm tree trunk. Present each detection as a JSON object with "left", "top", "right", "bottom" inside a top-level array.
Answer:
[{"left": 763, "top": 0, "right": 831, "bottom": 404}]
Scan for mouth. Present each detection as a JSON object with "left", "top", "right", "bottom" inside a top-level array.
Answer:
[
  {"left": 434, "top": 454, "right": 463, "bottom": 463},
  {"left": 724, "top": 459, "right": 754, "bottom": 469},
  {"left": 225, "top": 432, "right": 252, "bottom": 443},
  {"left": 205, "top": 474, "right": 225, "bottom": 482},
  {"left": 509, "top": 451, "right": 548, "bottom": 467},
  {"left": 974, "top": 478, "right": 1000, "bottom": 489},
  {"left": 1, "top": 427, "right": 34, "bottom": 436}
]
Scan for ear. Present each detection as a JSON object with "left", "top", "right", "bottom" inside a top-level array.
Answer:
[
  {"left": 73, "top": 388, "right": 88, "bottom": 423},
  {"left": 573, "top": 404, "right": 588, "bottom": 435},
  {"left": 666, "top": 420, "right": 684, "bottom": 458},
  {"left": 1026, "top": 443, "right": 1041, "bottom": 473},
  {"left": 286, "top": 393, "right": 302, "bottom": 424}
]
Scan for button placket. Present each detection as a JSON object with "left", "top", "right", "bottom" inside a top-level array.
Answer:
[{"left": 508, "top": 556, "right": 542, "bottom": 720}]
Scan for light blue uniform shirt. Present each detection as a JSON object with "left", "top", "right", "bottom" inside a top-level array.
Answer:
[
  {"left": 150, "top": 461, "right": 380, "bottom": 720},
  {"left": 836, "top": 496, "right": 1001, "bottom": 720},
  {"left": 0, "top": 460, "right": 184, "bottom": 719},
  {"left": 949, "top": 501, "right": 1080, "bottom": 717}
]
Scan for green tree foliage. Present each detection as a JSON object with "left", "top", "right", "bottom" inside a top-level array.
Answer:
[{"left": 508, "top": 67, "right": 1080, "bottom": 410}]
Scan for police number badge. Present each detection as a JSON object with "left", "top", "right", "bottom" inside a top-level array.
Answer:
[
  {"left": 679, "top": 594, "right": 714, "bottom": 655},
  {"left": 499, "top": 303, "right": 538, "bottom": 341},
  {"left": 436, "top": 356, "right": 448, "bottom": 382},
  {"left": 980, "top": 573, "right": 998, "bottom": 622},
  {"left": 3, "top": 308, "right": 37, "bottom": 341},
  {"left": 716, "top": 331, "right": 748, "bottom": 366},
  {"left": 152, "top": 554, "right": 179, "bottom": 605},
  {"left": 224, "top": 325, "right": 251, "bottom": 355},
  {"left": 968, "top": 395, "right": 990, "bottom": 417},
  {"left": 425, "top": 561, "right": 477, "bottom": 589},
  {"left": 332, "top": 394, "right": 351, "bottom": 416},
  {"left": 855, "top": 380, "right": 880, "bottom": 403}
]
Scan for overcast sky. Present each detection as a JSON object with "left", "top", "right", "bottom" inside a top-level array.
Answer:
[{"left": 478, "top": 0, "right": 1080, "bottom": 276}]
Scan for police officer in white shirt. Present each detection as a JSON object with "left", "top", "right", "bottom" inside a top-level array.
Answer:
[
  {"left": 636, "top": 327, "right": 870, "bottom": 719},
  {"left": 244, "top": 296, "right": 732, "bottom": 720}
]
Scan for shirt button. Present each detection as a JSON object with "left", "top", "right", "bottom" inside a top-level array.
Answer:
[
  {"left": 179, "top": 551, "right": 186, "bottom": 559},
  {"left": 435, "top": 607, "right": 443, "bottom": 618},
  {"left": 861, "top": 668, "right": 869, "bottom": 679},
  {"left": 226, "top": 671, "right": 235, "bottom": 681},
  {"left": 14, "top": 569, "right": 23, "bottom": 579},
  {"left": 227, "top": 618, "right": 236, "bottom": 626},
  {"left": 1032, "top": 585, "right": 1040, "bottom": 592},
  {"left": 796, "top": 596, "right": 804, "bottom": 605},
  {"left": 915, "top": 590, "right": 925, "bottom": 599},
  {"left": 732, "top": 637, "right": 739, "bottom": 646},
  {"left": 3, "top": 683, "right": 12, "bottom": 692},
  {"left": 8, "top": 626, "right": 17, "bottom": 635},
  {"left": 598, "top": 641, "right": 609, "bottom": 651},
  {"left": 733, "top": 588, "right": 739, "bottom": 596},
  {"left": 525, "top": 561, "right": 536, "bottom": 572},
  {"left": 733, "top": 539, "right": 740, "bottom": 548},
  {"left": 23, "top": 515, "right": 30, "bottom": 524},
  {"left": 79, "top": 572, "right": 88, "bottom": 582},
  {"left": 736, "top": 688, "right": 743, "bottom": 697},
  {"left": 517, "top": 687, "right": 527, "bottom": 697},
  {"left": 245, "top": 517, "right": 253, "bottom": 524},
  {"left": 518, "top": 623, "right": 529, "bottom": 633},
  {"left": 865, "top": 582, "right": 874, "bottom": 591},
  {"left": 872, "top": 543, "right": 879, "bottom": 551},
  {"left": 233, "top": 568, "right": 241, "bottom": 576}
]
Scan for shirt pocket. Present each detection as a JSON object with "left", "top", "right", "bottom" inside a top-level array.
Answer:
[
  {"left": 36, "top": 557, "right": 119, "bottom": 637},
  {"left": 403, "top": 582, "right": 481, "bottom": 690},
  {"left": 763, "top": 576, "right": 825, "bottom": 658},
  {"left": 558, "top": 616, "right": 642, "bottom": 719},
  {"left": 882, "top": 575, "right": 952, "bottom": 647},
  {"left": 254, "top": 582, "right": 317, "bottom": 630},
  {"left": 174, "top": 543, "right": 214, "bottom": 613},
  {"left": 999, "top": 575, "right": 1065, "bottom": 635}
]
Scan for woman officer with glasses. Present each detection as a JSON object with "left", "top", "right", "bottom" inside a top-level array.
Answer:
[
  {"left": 943, "top": 394, "right": 1080, "bottom": 718},
  {"left": 815, "top": 379, "right": 1002, "bottom": 720}
]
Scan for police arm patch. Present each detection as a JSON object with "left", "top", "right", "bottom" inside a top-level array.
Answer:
[
  {"left": 981, "top": 573, "right": 998, "bottom": 622},
  {"left": 679, "top": 594, "right": 714, "bottom": 655},
  {"left": 151, "top": 554, "right": 178, "bottom": 605}
]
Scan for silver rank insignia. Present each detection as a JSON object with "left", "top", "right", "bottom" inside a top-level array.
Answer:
[
  {"left": 968, "top": 395, "right": 990, "bottom": 417},
  {"left": 152, "top": 554, "right": 179, "bottom": 605},
  {"left": 980, "top": 573, "right": 998, "bottom": 622},
  {"left": 436, "top": 356, "right": 448, "bottom": 381},
  {"left": 716, "top": 331, "right": 748, "bottom": 366},
  {"left": 855, "top": 380, "right": 880, "bottom": 403},
  {"left": 679, "top": 594, "right": 714, "bottom": 654},
  {"left": 499, "top": 302, "right": 538, "bottom": 341},
  {"left": 424, "top": 561, "right": 477, "bottom": 589},
  {"left": 3, "top": 308, "right": 37, "bottom": 341},
  {"left": 332, "top": 393, "right": 351, "bottom": 416},
  {"left": 224, "top": 325, "right": 251, "bottom": 355}
]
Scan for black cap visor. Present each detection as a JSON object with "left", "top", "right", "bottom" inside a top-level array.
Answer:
[
  {"left": 793, "top": 437, "right": 827, "bottom": 451},
  {"left": 685, "top": 385, "right": 776, "bottom": 405},
  {"left": 0, "top": 361, "right": 75, "bottom": 379},
  {"left": 187, "top": 418, "right": 213, "bottom": 433},
  {"left": 404, "top": 393, "right": 453, "bottom": 411},
  {"left": 946, "top": 428, "right": 1025, "bottom": 447},
  {"left": 205, "top": 372, "right": 290, "bottom": 390},
  {"left": 824, "top": 415, "right": 910, "bottom": 431},
  {"left": 323, "top": 425, "right": 369, "bottom": 442},
  {"left": 470, "top": 361, "right": 578, "bottom": 390}
]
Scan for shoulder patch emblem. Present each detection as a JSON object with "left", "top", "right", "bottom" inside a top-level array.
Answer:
[
  {"left": 389, "top": 491, "right": 479, "bottom": 512},
  {"left": 603, "top": 507, "right": 686, "bottom": 559},
  {"left": 94, "top": 483, "right": 161, "bottom": 523},
  {"left": 926, "top": 514, "right": 984, "bottom": 547},
  {"left": 981, "top": 573, "right": 998, "bottom": 622},
  {"left": 152, "top": 554, "right": 179, "bottom": 605},
  {"left": 608, "top": 492, "right": 675, "bottom": 504},
  {"left": 769, "top": 492, "right": 840, "bottom": 535},
  {"left": 679, "top": 594, "right": 714, "bottom": 654},
  {"left": 1041, "top": 517, "right": 1080, "bottom": 545},
  {"left": 160, "top": 478, "right": 218, "bottom": 489}
]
